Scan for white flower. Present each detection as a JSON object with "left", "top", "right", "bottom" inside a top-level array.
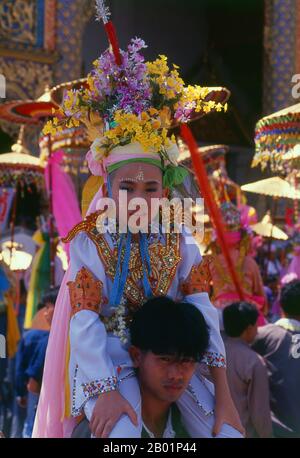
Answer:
[
  {"left": 165, "top": 142, "right": 180, "bottom": 166},
  {"left": 91, "top": 137, "right": 107, "bottom": 161}
]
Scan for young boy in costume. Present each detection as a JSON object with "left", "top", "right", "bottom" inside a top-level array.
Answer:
[
  {"left": 208, "top": 202, "right": 267, "bottom": 326},
  {"left": 33, "top": 37, "right": 243, "bottom": 439}
]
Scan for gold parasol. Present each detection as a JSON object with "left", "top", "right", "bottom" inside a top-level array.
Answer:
[
  {"left": 0, "top": 126, "right": 44, "bottom": 188},
  {"left": 0, "top": 248, "right": 33, "bottom": 271},
  {"left": 178, "top": 142, "right": 229, "bottom": 165},
  {"left": 282, "top": 143, "right": 300, "bottom": 161},
  {"left": 251, "top": 213, "right": 288, "bottom": 240},
  {"left": 253, "top": 103, "right": 300, "bottom": 170},
  {"left": 0, "top": 89, "right": 64, "bottom": 289},
  {"left": 241, "top": 176, "right": 300, "bottom": 200}
]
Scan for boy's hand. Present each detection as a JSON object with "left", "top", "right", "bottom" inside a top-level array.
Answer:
[{"left": 90, "top": 390, "right": 138, "bottom": 438}]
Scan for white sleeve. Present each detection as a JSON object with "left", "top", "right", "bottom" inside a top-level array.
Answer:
[
  {"left": 178, "top": 228, "right": 226, "bottom": 368},
  {"left": 68, "top": 232, "right": 117, "bottom": 419}
]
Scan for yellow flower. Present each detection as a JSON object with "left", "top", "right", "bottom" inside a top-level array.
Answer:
[
  {"left": 149, "top": 107, "right": 159, "bottom": 116},
  {"left": 152, "top": 120, "right": 161, "bottom": 130},
  {"left": 43, "top": 121, "right": 56, "bottom": 136},
  {"left": 141, "top": 112, "right": 150, "bottom": 122},
  {"left": 87, "top": 74, "right": 97, "bottom": 93},
  {"left": 42, "top": 119, "right": 64, "bottom": 136}
]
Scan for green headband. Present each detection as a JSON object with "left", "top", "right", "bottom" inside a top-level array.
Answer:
[
  {"left": 107, "top": 158, "right": 189, "bottom": 189},
  {"left": 107, "top": 158, "right": 163, "bottom": 174}
]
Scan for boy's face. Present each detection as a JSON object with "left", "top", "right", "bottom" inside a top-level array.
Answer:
[
  {"left": 130, "top": 347, "right": 196, "bottom": 404},
  {"left": 43, "top": 302, "right": 55, "bottom": 326},
  {"left": 110, "top": 163, "right": 166, "bottom": 228}
]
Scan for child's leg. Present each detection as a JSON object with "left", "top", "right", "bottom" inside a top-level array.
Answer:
[
  {"left": 109, "top": 373, "right": 142, "bottom": 438},
  {"left": 177, "top": 373, "right": 243, "bottom": 438}
]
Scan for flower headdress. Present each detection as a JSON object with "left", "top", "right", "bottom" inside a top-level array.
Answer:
[{"left": 44, "top": 37, "right": 226, "bottom": 188}]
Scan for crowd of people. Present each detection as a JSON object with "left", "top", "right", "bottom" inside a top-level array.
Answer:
[{"left": 0, "top": 286, "right": 59, "bottom": 438}]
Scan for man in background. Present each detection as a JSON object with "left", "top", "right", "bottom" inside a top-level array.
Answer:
[
  {"left": 223, "top": 302, "right": 272, "bottom": 438},
  {"left": 252, "top": 280, "right": 300, "bottom": 437}
]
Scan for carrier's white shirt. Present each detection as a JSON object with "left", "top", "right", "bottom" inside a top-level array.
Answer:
[{"left": 68, "top": 229, "right": 226, "bottom": 422}]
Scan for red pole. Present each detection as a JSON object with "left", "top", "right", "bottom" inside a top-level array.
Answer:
[
  {"left": 180, "top": 124, "right": 244, "bottom": 300},
  {"left": 104, "top": 21, "right": 122, "bottom": 65}
]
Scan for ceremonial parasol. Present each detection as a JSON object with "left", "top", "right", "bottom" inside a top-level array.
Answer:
[
  {"left": 1, "top": 246, "right": 33, "bottom": 271},
  {"left": 0, "top": 228, "right": 38, "bottom": 258},
  {"left": 178, "top": 142, "right": 240, "bottom": 205},
  {"left": 0, "top": 127, "right": 44, "bottom": 267},
  {"left": 282, "top": 143, "right": 300, "bottom": 161},
  {"left": 242, "top": 176, "right": 298, "bottom": 260},
  {"left": 253, "top": 103, "right": 300, "bottom": 170},
  {"left": 0, "top": 126, "right": 44, "bottom": 189},
  {"left": 241, "top": 176, "right": 300, "bottom": 200},
  {"left": 251, "top": 213, "right": 288, "bottom": 241},
  {"left": 0, "top": 86, "right": 57, "bottom": 125},
  {"left": 282, "top": 144, "right": 300, "bottom": 221},
  {"left": 0, "top": 89, "right": 58, "bottom": 287},
  {"left": 178, "top": 142, "right": 229, "bottom": 165}
]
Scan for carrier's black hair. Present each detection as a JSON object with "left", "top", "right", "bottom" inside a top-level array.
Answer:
[{"left": 130, "top": 296, "right": 210, "bottom": 362}]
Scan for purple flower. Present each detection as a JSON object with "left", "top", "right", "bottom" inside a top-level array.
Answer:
[
  {"left": 128, "top": 37, "right": 147, "bottom": 54},
  {"left": 174, "top": 105, "right": 194, "bottom": 123},
  {"left": 79, "top": 37, "right": 153, "bottom": 118}
]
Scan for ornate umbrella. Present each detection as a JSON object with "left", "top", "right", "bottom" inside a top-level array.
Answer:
[
  {"left": 251, "top": 213, "right": 288, "bottom": 241},
  {"left": 0, "top": 126, "right": 44, "bottom": 268},
  {"left": 282, "top": 143, "right": 300, "bottom": 162},
  {"left": 0, "top": 126, "right": 44, "bottom": 190},
  {"left": 0, "top": 90, "right": 57, "bottom": 287},
  {"left": 178, "top": 142, "right": 241, "bottom": 205},
  {"left": 253, "top": 103, "right": 300, "bottom": 170},
  {"left": 0, "top": 87, "right": 57, "bottom": 125},
  {"left": 241, "top": 176, "right": 300, "bottom": 200},
  {"left": 178, "top": 142, "right": 229, "bottom": 165}
]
